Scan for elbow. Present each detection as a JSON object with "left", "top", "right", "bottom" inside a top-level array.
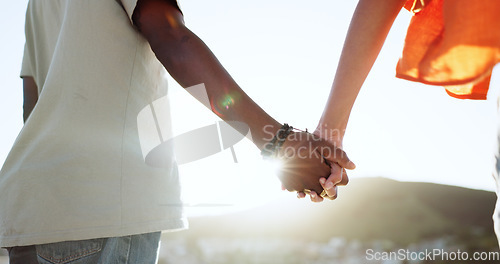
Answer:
[{"left": 132, "top": 0, "right": 186, "bottom": 50}]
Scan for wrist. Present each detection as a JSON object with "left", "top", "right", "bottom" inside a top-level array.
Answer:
[
  {"left": 254, "top": 121, "right": 282, "bottom": 151},
  {"left": 314, "top": 123, "right": 345, "bottom": 146},
  {"left": 261, "top": 123, "right": 294, "bottom": 158}
]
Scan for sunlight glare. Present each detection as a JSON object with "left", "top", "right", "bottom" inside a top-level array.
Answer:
[{"left": 178, "top": 144, "right": 287, "bottom": 217}]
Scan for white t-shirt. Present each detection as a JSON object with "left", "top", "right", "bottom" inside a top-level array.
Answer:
[{"left": 0, "top": 0, "right": 187, "bottom": 247}]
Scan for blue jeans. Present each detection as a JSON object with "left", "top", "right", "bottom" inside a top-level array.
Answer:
[{"left": 5, "top": 232, "right": 161, "bottom": 264}]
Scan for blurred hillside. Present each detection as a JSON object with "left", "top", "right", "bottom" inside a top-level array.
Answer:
[
  {"left": 160, "top": 177, "right": 499, "bottom": 263},
  {"left": 177, "top": 177, "right": 496, "bottom": 245}
]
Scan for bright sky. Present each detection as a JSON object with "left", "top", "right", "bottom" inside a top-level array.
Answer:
[{"left": 1, "top": 1, "right": 499, "bottom": 215}]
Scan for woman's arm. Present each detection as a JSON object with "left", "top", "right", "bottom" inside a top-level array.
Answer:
[{"left": 309, "top": 0, "right": 407, "bottom": 200}]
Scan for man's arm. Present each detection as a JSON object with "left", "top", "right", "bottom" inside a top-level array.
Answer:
[
  {"left": 132, "top": 0, "right": 355, "bottom": 193},
  {"left": 22, "top": 76, "right": 38, "bottom": 123},
  {"left": 133, "top": 0, "right": 278, "bottom": 149}
]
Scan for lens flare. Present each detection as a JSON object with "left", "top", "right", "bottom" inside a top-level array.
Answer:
[
  {"left": 213, "top": 92, "right": 241, "bottom": 118},
  {"left": 220, "top": 94, "right": 235, "bottom": 110}
]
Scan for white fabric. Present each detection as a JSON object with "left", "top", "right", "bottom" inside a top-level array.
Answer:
[{"left": 0, "top": 0, "right": 187, "bottom": 247}]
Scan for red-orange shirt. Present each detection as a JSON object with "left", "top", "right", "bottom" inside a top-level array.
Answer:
[{"left": 396, "top": 0, "right": 500, "bottom": 99}]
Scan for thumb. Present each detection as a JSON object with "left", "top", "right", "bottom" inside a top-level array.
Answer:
[{"left": 318, "top": 141, "right": 356, "bottom": 170}]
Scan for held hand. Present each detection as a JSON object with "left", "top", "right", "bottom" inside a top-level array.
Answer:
[
  {"left": 316, "top": 128, "right": 351, "bottom": 200},
  {"left": 296, "top": 128, "right": 351, "bottom": 202},
  {"left": 275, "top": 131, "right": 354, "bottom": 195},
  {"left": 297, "top": 160, "right": 350, "bottom": 202}
]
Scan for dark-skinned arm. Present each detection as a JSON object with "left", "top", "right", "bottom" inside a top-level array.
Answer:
[
  {"left": 132, "top": 0, "right": 355, "bottom": 193},
  {"left": 22, "top": 76, "right": 38, "bottom": 123}
]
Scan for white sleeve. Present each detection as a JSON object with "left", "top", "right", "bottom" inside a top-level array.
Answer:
[
  {"left": 118, "top": 0, "right": 139, "bottom": 23},
  {"left": 20, "top": 43, "right": 33, "bottom": 78}
]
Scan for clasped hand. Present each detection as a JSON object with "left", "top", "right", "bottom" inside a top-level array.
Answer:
[{"left": 275, "top": 131, "right": 354, "bottom": 202}]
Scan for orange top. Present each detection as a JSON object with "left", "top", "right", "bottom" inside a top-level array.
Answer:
[{"left": 396, "top": 0, "right": 500, "bottom": 99}]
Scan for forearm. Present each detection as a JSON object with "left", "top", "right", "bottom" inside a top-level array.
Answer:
[
  {"left": 22, "top": 76, "right": 38, "bottom": 123},
  {"left": 135, "top": 2, "right": 280, "bottom": 149},
  {"left": 317, "top": 0, "right": 406, "bottom": 136},
  {"left": 155, "top": 29, "right": 279, "bottom": 148}
]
